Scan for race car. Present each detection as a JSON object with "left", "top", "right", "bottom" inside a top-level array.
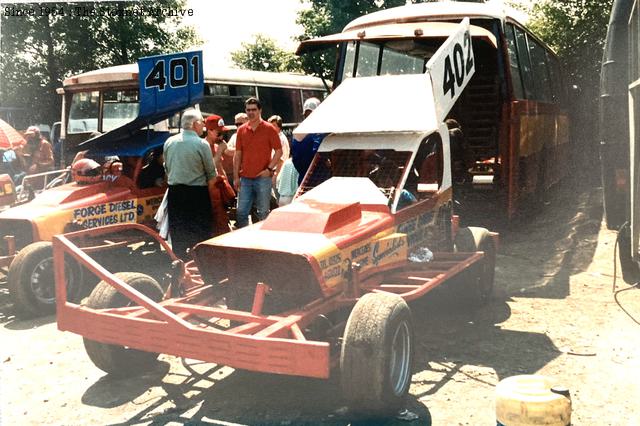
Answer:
[
  {"left": 3, "top": 50, "right": 204, "bottom": 316},
  {"left": 3, "top": 134, "right": 168, "bottom": 316},
  {"left": 55, "top": 22, "right": 497, "bottom": 416}
]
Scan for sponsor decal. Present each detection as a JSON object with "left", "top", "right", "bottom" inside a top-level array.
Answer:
[
  {"left": 72, "top": 199, "right": 137, "bottom": 228},
  {"left": 372, "top": 236, "right": 406, "bottom": 266}
]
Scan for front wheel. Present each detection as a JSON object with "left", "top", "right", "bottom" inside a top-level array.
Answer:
[
  {"left": 340, "top": 293, "right": 414, "bottom": 417},
  {"left": 7, "top": 241, "right": 83, "bottom": 317},
  {"left": 83, "top": 272, "right": 164, "bottom": 376}
]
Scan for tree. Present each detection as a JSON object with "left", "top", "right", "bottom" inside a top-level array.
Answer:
[
  {"left": 529, "top": 0, "right": 612, "bottom": 95},
  {"left": 528, "top": 0, "right": 613, "bottom": 170},
  {"left": 230, "top": 34, "right": 302, "bottom": 73},
  {"left": 0, "top": 1, "right": 200, "bottom": 127}
]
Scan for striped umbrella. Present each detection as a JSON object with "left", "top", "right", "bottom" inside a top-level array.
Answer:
[{"left": 0, "top": 119, "right": 26, "bottom": 149}]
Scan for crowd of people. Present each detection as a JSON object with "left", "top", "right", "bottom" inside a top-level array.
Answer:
[
  {"left": 161, "top": 96, "right": 322, "bottom": 260},
  {"left": 0, "top": 125, "right": 55, "bottom": 185}
]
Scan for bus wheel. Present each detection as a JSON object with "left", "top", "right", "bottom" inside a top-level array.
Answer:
[
  {"left": 83, "top": 272, "right": 163, "bottom": 377},
  {"left": 340, "top": 293, "right": 413, "bottom": 417},
  {"left": 454, "top": 227, "right": 496, "bottom": 304},
  {"left": 7, "top": 241, "right": 83, "bottom": 317}
]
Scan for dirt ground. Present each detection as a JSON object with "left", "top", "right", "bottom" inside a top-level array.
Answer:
[{"left": 1, "top": 176, "right": 639, "bottom": 425}]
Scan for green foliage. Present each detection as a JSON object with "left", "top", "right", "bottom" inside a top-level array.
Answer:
[
  {"left": 295, "top": 0, "right": 408, "bottom": 79},
  {"left": 528, "top": 0, "right": 613, "bottom": 161},
  {"left": 0, "top": 1, "right": 200, "bottom": 126},
  {"left": 230, "top": 34, "right": 302, "bottom": 73},
  {"left": 529, "top": 0, "right": 612, "bottom": 92}
]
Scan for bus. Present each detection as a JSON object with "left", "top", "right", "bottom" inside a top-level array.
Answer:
[
  {"left": 56, "top": 65, "right": 328, "bottom": 165},
  {"left": 600, "top": 0, "right": 640, "bottom": 281},
  {"left": 297, "top": 1, "right": 570, "bottom": 221}
]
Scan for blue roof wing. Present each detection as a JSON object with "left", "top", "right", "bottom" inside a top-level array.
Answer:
[
  {"left": 86, "top": 130, "right": 171, "bottom": 158},
  {"left": 80, "top": 50, "right": 204, "bottom": 156},
  {"left": 138, "top": 50, "right": 204, "bottom": 119}
]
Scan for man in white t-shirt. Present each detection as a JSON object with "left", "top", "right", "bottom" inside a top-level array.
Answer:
[{"left": 224, "top": 112, "right": 248, "bottom": 187}]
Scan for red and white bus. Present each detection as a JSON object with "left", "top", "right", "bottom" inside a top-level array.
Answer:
[
  {"left": 57, "top": 66, "right": 327, "bottom": 165},
  {"left": 298, "top": 1, "right": 570, "bottom": 220}
]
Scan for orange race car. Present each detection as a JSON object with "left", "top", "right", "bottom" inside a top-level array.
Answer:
[
  {"left": 55, "top": 25, "right": 497, "bottom": 416},
  {"left": 2, "top": 131, "right": 168, "bottom": 316},
  {"left": 3, "top": 50, "right": 205, "bottom": 317}
]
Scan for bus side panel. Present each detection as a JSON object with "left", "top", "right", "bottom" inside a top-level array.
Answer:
[
  {"left": 510, "top": 100, "right": 565, "bottom": 211},
  {"left": 500, "top": 102, "right": 518, "bottom": 219},
  {"left": 554, "top": 113, "right": 571, "bottom": 186}
]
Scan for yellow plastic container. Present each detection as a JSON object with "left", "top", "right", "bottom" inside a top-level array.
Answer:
[{"left": 496, "top": 375, "right": 571, "bottom": 426}]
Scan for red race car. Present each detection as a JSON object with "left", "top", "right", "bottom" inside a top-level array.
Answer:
[{"left": 55, "top": 26, "right": 497, "bottom": 416}]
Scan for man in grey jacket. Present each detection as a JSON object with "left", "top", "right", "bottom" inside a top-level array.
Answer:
[{"left": 163, "top": 109, "right": 216, "bottom": 259}]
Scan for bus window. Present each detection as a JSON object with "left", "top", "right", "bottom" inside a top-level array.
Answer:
[
  {"left": 355, "top": 42, "right": 381, "bottom": 77},
  {"left": 102, "top": 89, "right": 139, "bottom": 132},
  {"left": 632, "top": 4, "right": 640, "bottom": 83},
  {"left": 528, "top": 38, "right": 553, "bottom": 103},
  {"left": 546, "top": 52, "right": 563, "bottom": 105},
  {"left": 68, "top": 91, "right": 99, "bottom": 134},
  {"left": 302, "top": 89, "right": 325, "bottom": 101},
  {"left": 343, "top": 41, "right": 357, "bottom": 79},
  {"left": 380, "top": 42, "right": 426, "bottom": 76},
  {"left": 505, "top": 24, "right": 525, "bottom": 99},
  {"left": 514, "top": 26, "right": 535, "bottom": 100},
  {"left": 208, "top": 84, "right": 230, "bottom": 96},
  {"left": 257, "top": 87, "right": 300, "bottom": 123},
  {"left": 201, "top": 84, "right": 256, "bottom": 124}
]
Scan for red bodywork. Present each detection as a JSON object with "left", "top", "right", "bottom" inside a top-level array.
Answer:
[{"left": 54, "top": 222, "right": 486, "bottom": 379}]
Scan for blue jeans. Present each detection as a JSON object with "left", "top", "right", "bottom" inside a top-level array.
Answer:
[{"left": 236, "top": 176, "right": 272, "bottom": 228}]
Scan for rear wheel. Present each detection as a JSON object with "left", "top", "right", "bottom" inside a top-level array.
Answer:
[
  {"left": 340, "top": 293, "right": 413, "bottom": 417},
  {"left": 454, "top": 226, "right": 496, "bottom": 304},
  {"left": 7, "top": 241, "right": 83, "bottom": 317},
  {"left": 83, "top": 272, "right": 163, "bottom": 376}
]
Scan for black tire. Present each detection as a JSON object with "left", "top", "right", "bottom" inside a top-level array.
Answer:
[
  {"left": 340, "top": 293, "right": 413, "bottom": 417},
  {"left": 83, "top": 272, "right": 163, "bottom": 377},
  {"left": 454, "top": 226, "right": 496, "bottom": 304},
  {"left": 7, "top": 241, "right": 83, "bottom": 317}
]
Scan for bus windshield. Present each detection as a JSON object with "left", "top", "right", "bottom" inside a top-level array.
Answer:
[
  {"left": 342, "top": 40, "right": 434, "bottom": 80},
  {"left": 67, "top": 89, "right": 139, "bottom": 134},
  {"left": 102, "top": 89, "right": 139, "bottom": 132},
  {"left": 68, "top": 91, "right": 99, "bottom": 134}
]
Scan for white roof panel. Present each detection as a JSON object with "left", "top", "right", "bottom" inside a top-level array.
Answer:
[{"left": 294, "top": 73, "right": 438, "bottom": 138}]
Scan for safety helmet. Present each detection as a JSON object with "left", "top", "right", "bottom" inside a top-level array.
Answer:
[{"left": 72, "top": 158, "right": 102, "bottom": 185}]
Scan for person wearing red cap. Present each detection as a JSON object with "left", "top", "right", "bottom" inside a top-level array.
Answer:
[
  {"left": 204, "top": 115, "right": 235, "bottom": 235},
  {"left": 204, "top": 115, "right": 230, "bottom": 176}
]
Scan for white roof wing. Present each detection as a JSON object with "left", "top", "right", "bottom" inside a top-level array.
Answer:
[{"left": 294, "top": 73, "right": 438, "bottom": 138}]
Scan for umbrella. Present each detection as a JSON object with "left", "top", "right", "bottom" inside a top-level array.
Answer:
[{"left": 0, "top": 118, "right": 26, "bottom": 149}]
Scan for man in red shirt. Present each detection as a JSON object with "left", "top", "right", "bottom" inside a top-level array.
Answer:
[{"left": 233, "top": 97, "right": 282, "bottom": 228}]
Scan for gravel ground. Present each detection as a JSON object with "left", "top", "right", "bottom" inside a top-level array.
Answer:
[{"left": 1, "top": 179, "right": 639, "bottom": 425}]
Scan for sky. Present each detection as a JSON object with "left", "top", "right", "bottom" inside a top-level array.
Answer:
[{"left": 184, "top": 0, "right": 307, "bottom": 70}]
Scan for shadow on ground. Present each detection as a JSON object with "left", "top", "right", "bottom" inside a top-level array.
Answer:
[
  {"left": 57, "top": 178, "right": 600, "bottom": 424},
  {"left": 74, "top": 289, "right": 561, "bottom": 426},
  {"left": 0, "top": 280, "right": 57, "bottom": 329},
  {"left": 467, "top": 175, "right": 603, "bottom": 300}
]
